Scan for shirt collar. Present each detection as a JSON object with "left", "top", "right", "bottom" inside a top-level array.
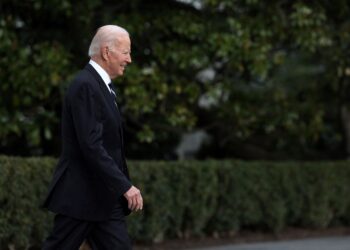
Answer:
[{"left": 89, "top": 59, "right": 112, "bottom": 92}]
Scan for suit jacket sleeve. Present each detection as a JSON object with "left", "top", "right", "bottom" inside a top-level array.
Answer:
[{"left": 69, "top": 82, "right": 132, "bottom": 198}]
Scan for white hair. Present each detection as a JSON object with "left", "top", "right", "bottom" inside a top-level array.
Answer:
[{"left": 88, "top": 25, "right": 129, "bottom": 57}]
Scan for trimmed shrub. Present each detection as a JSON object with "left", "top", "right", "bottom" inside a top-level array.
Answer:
[
  {"left": 1, "top": 156, "right": 350, "bottom": 249},
  {"left": 0, "top": 156, "right": 54, "bottom": 249}
]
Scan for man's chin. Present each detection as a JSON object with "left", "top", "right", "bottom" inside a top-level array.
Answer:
[{"left": 112, "top": 72, "right": 124, "bottom": 78}]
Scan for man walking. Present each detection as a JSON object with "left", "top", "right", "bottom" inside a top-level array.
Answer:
[{"left": 42, "top": 25, "right": 143, "bottom": 249}]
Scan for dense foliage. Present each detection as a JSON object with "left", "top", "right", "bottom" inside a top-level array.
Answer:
[
  {"left": 1, "top": 155, "right": 350, "bottom": 249},
  {"left": 1, "top": 0, "right": 350, "bottom": 159}
]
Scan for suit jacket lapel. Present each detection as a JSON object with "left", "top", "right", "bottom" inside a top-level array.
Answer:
[
  {"left": 85, "top": 64, "right": 120, "bottom": 116},
  {"left": 84, "top": 64, "right": 126, "bottom": 149}
]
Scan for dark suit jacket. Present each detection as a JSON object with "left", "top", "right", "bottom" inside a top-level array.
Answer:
[{"left": 43, "top": 64, "right": 132, "bottom": 221}]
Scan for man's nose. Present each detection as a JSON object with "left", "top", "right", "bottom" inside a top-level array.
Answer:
[{"left": 126, "top": 54, "right": 132, "bottom": 64}]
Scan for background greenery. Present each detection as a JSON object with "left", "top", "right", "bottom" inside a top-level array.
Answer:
[
  {"left": 2, "top": 0, "right": 350, "bottom": 160},
  {"left": 2, "top": 2, "right": 350, "bottom": 249},
  {"left": 1, "top": 156, "right": 350, "bottom": 249}
]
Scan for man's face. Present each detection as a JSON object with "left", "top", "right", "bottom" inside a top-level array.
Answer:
[{"left": 107, "top": 34, "right": 132, "bottom": 79}]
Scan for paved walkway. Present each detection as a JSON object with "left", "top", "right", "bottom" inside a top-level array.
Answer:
[{"left": 189, "top": 236, "right": 350, "bottom": 250}]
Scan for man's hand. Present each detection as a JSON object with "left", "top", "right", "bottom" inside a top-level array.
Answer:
[{"left": 124, "top": 186, "right": 143, "bottom": 212}]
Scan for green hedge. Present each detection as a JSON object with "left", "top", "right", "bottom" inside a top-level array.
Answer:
[{"left": 1, "top": 156, "right": 350, "bottom": 249}]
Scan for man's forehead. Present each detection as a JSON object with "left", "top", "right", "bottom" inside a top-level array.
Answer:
[{"left": 116, "top": 34, "right": 130, "bottom": 42}]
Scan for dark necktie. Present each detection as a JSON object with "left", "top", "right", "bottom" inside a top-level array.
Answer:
[{"left": 108, "top": 83, "right": 118, "bottom": 107}]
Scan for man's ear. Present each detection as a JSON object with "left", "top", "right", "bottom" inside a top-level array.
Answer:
[{"left": 101, "top": 46, "right": 109, "bottom": 61}]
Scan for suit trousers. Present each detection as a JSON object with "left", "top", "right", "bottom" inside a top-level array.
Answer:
[{"left": 42, "top": 204, "right": 131, "bottom": 250}]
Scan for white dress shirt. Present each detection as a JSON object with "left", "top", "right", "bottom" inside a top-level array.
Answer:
[{"left": 89, "top": 59, "right": 113, "bottom": 93}]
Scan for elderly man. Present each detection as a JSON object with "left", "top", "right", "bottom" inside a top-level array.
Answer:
[{"left": 42, "top": 25, "right": 143, "bottom": 250}]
